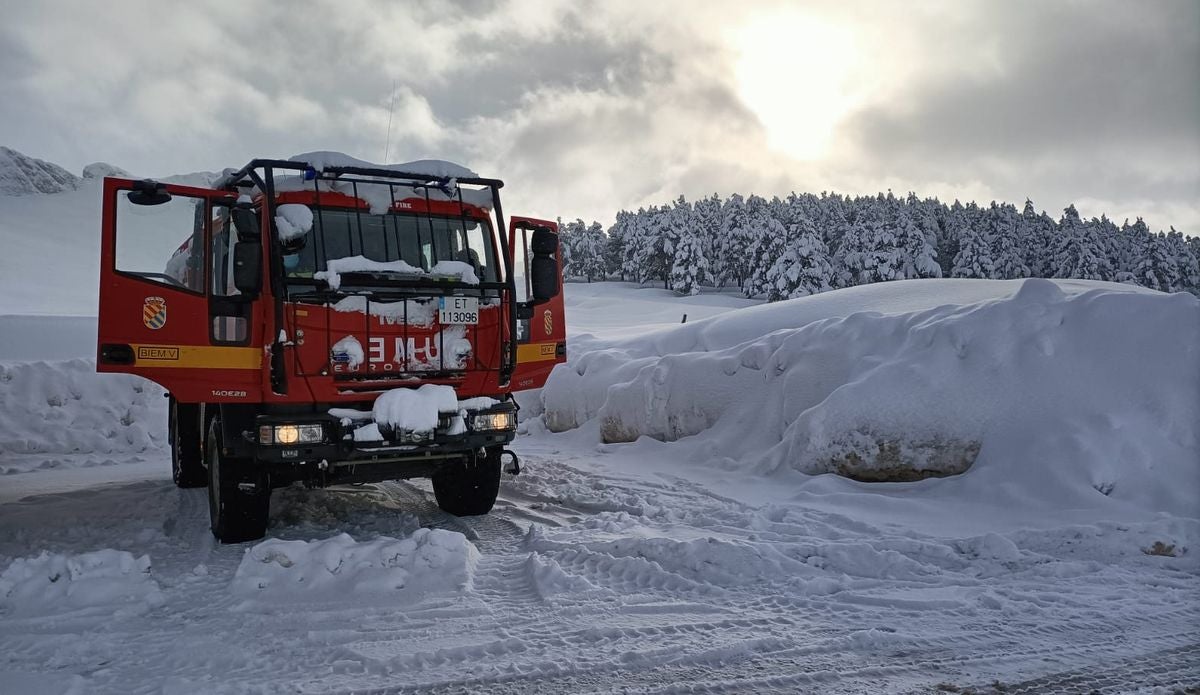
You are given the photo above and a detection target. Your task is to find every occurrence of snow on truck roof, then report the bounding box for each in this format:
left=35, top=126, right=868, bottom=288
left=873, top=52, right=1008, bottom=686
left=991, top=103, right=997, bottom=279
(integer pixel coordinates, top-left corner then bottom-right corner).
left=287, top=151, right=480, bottom=179
left=266, top=151, right=495, bottom=214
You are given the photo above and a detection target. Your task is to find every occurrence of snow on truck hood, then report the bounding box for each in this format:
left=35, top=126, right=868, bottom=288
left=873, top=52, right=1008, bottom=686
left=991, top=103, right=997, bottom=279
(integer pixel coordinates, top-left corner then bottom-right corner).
left=313, top=256, right=479, bottom=290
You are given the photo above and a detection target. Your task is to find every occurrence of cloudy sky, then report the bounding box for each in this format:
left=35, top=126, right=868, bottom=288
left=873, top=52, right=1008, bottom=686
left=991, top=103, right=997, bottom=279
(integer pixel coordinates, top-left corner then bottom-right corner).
left=2, top=0, right=1197, bottom=232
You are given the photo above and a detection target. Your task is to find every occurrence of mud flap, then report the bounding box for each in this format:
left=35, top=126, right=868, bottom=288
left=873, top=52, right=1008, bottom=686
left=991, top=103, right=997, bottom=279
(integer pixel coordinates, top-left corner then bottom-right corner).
left=501, top=449, right=521, bottom=475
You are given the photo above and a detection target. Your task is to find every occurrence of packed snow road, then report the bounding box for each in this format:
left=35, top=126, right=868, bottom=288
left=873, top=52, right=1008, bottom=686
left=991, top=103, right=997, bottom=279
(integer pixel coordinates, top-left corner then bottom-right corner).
left=1, top=281, right=1198, bottom=693
left=0, top=448, right=1196, bottom=693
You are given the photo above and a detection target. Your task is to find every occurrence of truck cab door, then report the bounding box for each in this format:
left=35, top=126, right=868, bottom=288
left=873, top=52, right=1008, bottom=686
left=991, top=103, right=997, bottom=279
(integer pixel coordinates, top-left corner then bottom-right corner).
left=97, top=178, right=263, bottom=403
left=508, top=216, right=566, bottom=391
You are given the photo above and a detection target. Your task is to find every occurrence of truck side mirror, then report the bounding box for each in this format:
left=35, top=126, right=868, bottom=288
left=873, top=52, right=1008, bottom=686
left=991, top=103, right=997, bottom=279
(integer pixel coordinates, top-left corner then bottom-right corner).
left=529, top=227, right=560, bottom=304
left=231, top=205, right=260, bottom=241
left=233, top=241, right=262, bottom=295
left=127, top=180, right=172, bottom=206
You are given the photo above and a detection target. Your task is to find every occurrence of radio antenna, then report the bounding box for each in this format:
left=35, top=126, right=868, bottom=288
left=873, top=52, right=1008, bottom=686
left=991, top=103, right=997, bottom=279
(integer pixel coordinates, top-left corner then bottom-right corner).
left=383, top=78, right=397, bottom=163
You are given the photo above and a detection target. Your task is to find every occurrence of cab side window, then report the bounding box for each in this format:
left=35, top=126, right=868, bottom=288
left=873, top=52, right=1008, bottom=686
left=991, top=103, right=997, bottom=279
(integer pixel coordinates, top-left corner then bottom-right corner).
left=114, top=192, right=206, bottom=293
left=209, top=206, right=248, bottom=344
left=512, top=227, right=532, bottom=303
left=209, top=209, right=240, bottom=297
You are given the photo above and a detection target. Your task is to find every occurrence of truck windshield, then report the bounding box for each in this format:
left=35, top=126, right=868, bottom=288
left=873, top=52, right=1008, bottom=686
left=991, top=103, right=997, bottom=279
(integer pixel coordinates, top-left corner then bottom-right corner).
left=283, top=208, right=498, bottom=285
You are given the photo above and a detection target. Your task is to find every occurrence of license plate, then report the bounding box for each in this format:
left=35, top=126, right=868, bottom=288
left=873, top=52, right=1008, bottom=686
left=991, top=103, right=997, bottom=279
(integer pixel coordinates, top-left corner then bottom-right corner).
left=439, top=296, right=479, bottom=324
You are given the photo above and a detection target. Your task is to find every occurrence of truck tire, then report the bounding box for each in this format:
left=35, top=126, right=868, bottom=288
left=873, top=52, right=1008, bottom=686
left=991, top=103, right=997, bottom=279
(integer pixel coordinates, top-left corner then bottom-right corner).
left=206, top=419, right=270, bottom=543
left=169, top=397, right=206, bottom=488
left=432, top=446, right=503, bottom=516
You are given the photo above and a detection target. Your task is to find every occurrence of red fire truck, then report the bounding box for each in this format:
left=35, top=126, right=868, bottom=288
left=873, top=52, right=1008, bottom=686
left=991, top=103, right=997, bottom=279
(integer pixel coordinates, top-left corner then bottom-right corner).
left=96, top=154, right=565, bottom=543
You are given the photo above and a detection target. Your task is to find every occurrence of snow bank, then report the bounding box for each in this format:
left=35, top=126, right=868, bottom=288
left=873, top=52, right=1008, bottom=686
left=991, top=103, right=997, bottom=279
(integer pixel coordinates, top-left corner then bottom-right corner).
left=231, top=530, right=478, bottom=602
left=314, top=256, right=478, bottom=290
left=0, top=359, right=166, bottom=461
left=0, top=549, right=163, bottom=616
left=543, top=279, right=1200, bottom=517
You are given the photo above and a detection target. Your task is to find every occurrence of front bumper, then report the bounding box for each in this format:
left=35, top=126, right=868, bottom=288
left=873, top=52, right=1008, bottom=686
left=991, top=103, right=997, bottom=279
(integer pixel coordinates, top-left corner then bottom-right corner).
left=251, top=401, right=517, bottom=466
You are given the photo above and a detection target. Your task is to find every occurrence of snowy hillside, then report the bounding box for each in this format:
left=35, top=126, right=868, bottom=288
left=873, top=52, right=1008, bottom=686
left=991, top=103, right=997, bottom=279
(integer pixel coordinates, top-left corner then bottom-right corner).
left=0, top=148, right=220, bottom=316
left=0, top=147, right=81, bottom=196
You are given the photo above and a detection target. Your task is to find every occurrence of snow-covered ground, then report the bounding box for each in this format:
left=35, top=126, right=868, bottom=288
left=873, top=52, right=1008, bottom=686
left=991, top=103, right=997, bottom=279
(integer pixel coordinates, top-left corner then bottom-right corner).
left=1, top=281, right=1198, bottom=694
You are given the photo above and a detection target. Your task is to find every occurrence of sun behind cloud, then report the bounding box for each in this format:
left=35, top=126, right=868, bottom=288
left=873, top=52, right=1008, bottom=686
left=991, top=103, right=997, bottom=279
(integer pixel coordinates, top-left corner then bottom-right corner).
left=732, top=9, right=862, bottom=162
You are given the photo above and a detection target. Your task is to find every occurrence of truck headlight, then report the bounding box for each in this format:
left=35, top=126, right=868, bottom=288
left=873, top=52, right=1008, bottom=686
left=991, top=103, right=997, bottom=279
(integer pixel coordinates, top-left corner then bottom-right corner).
left=259, top=423, right=324, bottom=445
left=471, top=412, right=514, bottom=431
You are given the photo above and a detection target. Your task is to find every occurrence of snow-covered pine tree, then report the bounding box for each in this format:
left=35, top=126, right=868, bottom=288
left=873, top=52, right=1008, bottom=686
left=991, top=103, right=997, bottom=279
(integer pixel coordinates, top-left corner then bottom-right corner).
left=692, top=194, right=723, bottom=286
left=892, top=202, right=942, bottom=279
left=906, top=192, right=943, bottom=271
left=575, top=221, right=607, bottom=282
left=1167, top=228, right=1200, bottom=293
left=743, top=214, right=789, bottom=297
left=951, top=222, right=996, bottom=278
left=741, top=195, right=790, bottom=297
left=989, top=203, right=1030, bottom=279
left=556, top=216, right=576, bottom=278
left=1019, top=200, right=1042, bottom=276
left=838, top=203, right=895, bottom=285
left=605, top=211, right=631, bottom=280
left=621, top=207, right=653, bottom=283
left=1050, top=205, right=1110, bottom=281
left=765, top=215, right=834, bottom=300
left=670, top=231, right=707, bottom=296
left=641, top=204, right=675, bottom=288
left=1135, top=232, right=1181, bottom=292
left=940, top=201, right=968, bottom=276
left=1187, top=234, right=1200, bottom=295
left=668, top=197, right=707, bottom=294
left=1111, top=218, right=1145, bottom=284
left=1095, top=214, right=1122, bottom=280
left=719, top=194, right=753, bottom=288
left=816, top=196, right=852, bottom=287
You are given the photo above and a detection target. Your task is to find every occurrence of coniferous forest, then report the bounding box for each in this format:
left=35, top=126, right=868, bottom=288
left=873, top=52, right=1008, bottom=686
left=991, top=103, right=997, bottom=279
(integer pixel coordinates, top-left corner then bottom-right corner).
left=556, top=192, right=1199, bottom=299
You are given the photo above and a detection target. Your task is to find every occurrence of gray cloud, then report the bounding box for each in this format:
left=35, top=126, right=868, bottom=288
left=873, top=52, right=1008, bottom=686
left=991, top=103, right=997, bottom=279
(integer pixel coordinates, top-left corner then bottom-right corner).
left=836, top=0, right=1199, bottom=224
left=0, top=0, right=1195, bottom=232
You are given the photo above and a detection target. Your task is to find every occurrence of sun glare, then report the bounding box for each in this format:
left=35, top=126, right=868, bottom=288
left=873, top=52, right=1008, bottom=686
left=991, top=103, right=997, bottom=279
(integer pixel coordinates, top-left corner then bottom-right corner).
left=734, top=11, right=860, bottom=161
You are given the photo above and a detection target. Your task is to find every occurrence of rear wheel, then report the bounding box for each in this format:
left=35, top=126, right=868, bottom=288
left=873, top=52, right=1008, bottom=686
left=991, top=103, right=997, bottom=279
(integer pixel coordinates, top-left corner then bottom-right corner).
left=169, top=397, right=206, bottom=488
left=432, top=446, right=503, bottom=516
left=206, top=418, right=270, bottom=543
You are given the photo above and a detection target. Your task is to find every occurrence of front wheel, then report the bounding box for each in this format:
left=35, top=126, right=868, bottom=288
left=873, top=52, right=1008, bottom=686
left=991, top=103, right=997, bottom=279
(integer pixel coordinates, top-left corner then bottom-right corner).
left=206, top=419, right=270, bottom=543
left=432, top=447, right=503, bottom=516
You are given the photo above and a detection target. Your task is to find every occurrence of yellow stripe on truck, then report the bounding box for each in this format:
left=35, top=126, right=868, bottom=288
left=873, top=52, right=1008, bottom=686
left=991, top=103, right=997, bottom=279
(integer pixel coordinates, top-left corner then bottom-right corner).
left=516, top=342, right=559, bottom=364
left=130, top=344, right=262, bottom=370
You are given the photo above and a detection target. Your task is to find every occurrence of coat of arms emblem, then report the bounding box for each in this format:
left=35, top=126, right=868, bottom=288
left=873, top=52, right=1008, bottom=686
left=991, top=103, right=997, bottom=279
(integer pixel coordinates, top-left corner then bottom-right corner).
left=143, top=296, right=167, bottom=330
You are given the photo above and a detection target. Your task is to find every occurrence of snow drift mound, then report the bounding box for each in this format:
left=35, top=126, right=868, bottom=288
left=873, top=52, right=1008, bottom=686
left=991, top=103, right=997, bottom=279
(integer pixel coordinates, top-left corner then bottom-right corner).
left=232, top=530, right=479, bottom=603
left=0, top=359, right=166, bottom=458
left=0, top=549, right=163, bottom=616
left=543, top=279, right=1199, bottom=516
